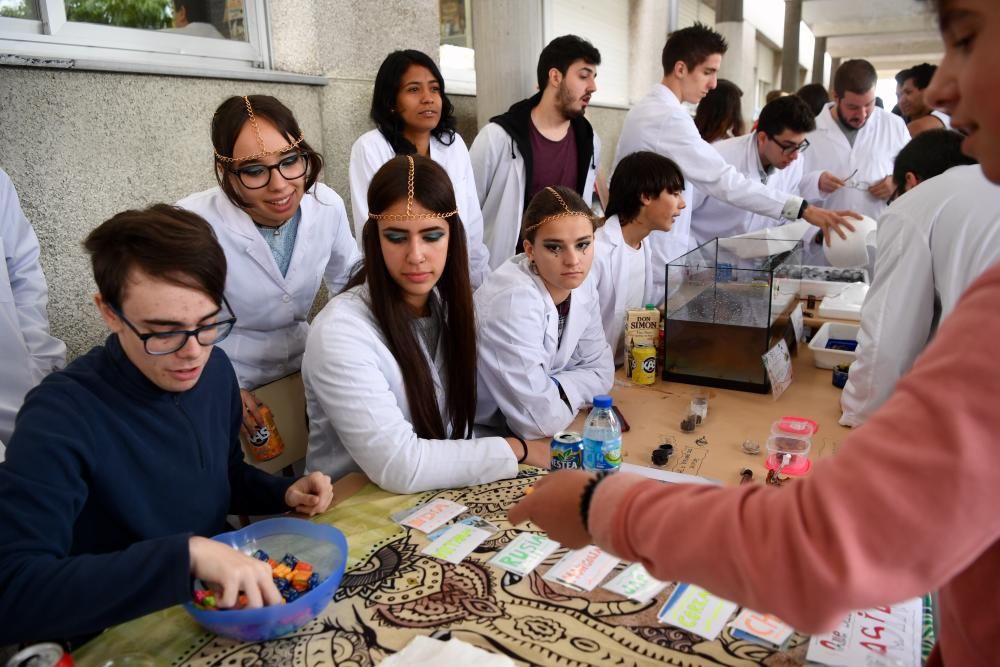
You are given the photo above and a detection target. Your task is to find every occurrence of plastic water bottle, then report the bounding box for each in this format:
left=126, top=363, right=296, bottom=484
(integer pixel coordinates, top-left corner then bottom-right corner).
left=582, top=395, right=622, bottom=472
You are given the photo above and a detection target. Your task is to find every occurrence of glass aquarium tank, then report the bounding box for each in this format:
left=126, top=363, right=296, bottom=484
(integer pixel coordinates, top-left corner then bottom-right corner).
left=663, top=237, right=802, bottom=393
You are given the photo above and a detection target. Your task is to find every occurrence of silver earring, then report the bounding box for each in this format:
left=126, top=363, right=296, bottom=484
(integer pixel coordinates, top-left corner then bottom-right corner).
left=529, top=260, right=539, bottom=275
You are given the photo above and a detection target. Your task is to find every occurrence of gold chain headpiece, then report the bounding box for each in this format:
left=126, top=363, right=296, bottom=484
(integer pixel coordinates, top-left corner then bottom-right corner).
left=214, top=96, right=306, bottom=163
left=522, top=186, right=595, bottom=235
left=368, top=155, right=459, bottom=221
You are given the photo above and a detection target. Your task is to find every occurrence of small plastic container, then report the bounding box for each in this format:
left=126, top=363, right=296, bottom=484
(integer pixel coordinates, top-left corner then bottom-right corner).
left=765, top=416, right=818, bottom=476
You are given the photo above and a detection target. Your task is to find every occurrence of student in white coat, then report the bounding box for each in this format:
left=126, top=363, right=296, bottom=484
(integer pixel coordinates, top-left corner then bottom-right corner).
left=898, top=64, right=952, bottom=137
left=178, top=95, right=360, bottom=436
left=591, top=152, right=685, bottom=363
left=690, top=95, right=824, bottom=246
left=469, top=35, right=602, bottom=269
left=0, top=168, right=65, bottom=458
left=840, top=135, right=988, bottom=427
left=614, top=23, right=856, bottom=297
left=802, top=59, right=911, bottom=221
left=304, top=156, right=550, bottom=494
left=349, top=50, right=490, bottom=287
left=476, top=186, right=614, bottom=441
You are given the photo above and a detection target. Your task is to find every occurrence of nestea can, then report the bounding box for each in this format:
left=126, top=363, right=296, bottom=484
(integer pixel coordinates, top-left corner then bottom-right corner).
left=550, top=431, right=584, bottom=470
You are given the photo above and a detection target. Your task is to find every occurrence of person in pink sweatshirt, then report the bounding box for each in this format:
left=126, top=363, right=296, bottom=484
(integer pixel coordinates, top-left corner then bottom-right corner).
left=510, top=3, right=1000, bottom=664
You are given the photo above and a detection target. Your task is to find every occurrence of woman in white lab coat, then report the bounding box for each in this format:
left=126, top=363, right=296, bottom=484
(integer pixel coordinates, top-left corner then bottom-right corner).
left=349, top=49, right=490, bottom=287
left=303, top=156, right=549, bottom=494
left=590, top=152, right=686, bottom=364
left=178, top=95, right=360, bottom=434
left=476, top=186, right=614, bottom=441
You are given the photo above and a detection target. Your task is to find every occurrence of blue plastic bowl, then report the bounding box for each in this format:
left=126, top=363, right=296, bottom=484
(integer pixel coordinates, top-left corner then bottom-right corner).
left=183, top=517, right=348, bottom=641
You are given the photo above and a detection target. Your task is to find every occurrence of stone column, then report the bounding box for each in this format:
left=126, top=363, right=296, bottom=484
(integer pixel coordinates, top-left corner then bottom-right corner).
left=471, top=0, right=545, bottom=129
left=829, top=57, right=842, bottom=92
left=811, top=36, right=827, bottom=85
left=715, top=0, right=756, bottom=122
left=629, top=0, right=670, bottom=104
left=780, top=0, right=802, bottom=92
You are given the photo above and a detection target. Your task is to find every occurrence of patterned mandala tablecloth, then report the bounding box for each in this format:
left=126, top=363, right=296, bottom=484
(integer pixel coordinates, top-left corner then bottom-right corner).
left=74, top=469, right=933, bottom=667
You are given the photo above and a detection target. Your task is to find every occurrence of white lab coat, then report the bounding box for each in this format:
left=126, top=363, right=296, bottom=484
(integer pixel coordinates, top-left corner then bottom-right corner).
left=469, top=123, right=600, bottom=269
left=475, top=255, right=614, bottom=439
left=803, top=103, right=910, bottom=220
left=177, top=185, right=360, bottom=390
left=590, top=215, right=658, bottom=361
left=613, top=84, right=803, bottom=297
left=840, top=165, right=1000, bottom=427
left=348, top=129, right=491, bottom=287
left=0, top=169, right=65, bottom=455
left=302, top=284, right=517, bottom=494
left=690, top=134, right=824, bottom=246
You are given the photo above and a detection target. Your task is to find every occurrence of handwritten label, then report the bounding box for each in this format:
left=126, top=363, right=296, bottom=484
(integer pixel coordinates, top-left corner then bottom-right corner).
left=729, top=609, right=794, bottom=646
left=427, top=515, right=498, bottom=541
left=489, top=532, right=560, bottom=576
left=603, top=563, right=668, bottom=602
left=420, top=524, right=492, bottom=564
left=806, top=598, right=922, bottom=667
left=543, top=545, right=620, bottom=591
left=791, top=302, right=804, bottom=342
left=762, top=339, right=793, bottom=399
left=657, top=583, right=738, bottom=640
left=398, top=499, right=467, bottom=533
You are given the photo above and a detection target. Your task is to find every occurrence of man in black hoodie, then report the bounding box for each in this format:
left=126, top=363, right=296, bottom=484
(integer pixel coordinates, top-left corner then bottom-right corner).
left=470, top=35, right=603, bottom=268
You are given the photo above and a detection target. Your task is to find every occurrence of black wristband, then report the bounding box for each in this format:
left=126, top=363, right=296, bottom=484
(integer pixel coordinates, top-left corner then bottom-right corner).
left=797, top=199, right=809, bottom=219
left=514, top=436, right=528, bottom=463
left=580, top=472, right=609, bottom=531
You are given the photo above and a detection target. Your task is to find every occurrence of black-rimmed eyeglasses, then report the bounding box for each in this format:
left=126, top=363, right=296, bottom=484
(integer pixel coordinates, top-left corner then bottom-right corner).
left=112, top=298, right=237, bottom=356
left=229, top=153, right=308, bottom=190
left=768, top=136, right=810, bottom=155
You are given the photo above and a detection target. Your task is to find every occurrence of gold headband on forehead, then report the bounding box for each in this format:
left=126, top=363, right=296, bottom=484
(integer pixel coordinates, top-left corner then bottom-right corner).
left=368, top=155, right=459, bottom=221
left=214, top=96, right=306, bottom=163
left=522, top=186, right=595, bottom=235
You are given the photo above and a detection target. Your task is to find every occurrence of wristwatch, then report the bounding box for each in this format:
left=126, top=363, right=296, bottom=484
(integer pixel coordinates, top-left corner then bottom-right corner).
left=797, top=200, right=810, bottom=219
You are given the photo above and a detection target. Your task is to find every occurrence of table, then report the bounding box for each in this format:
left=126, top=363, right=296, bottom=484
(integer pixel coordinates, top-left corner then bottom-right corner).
left=74, top=349, right=891, bottom=667
left=586, top=344, right=847, bottom=487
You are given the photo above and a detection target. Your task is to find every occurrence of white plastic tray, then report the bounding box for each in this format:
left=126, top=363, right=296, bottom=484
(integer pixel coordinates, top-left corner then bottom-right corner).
left=808, top=322, right=860, bottom=369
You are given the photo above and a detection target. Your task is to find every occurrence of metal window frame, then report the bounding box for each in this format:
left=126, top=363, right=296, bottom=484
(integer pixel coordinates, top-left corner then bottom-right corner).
left=0, top=0, right=275, bottom=75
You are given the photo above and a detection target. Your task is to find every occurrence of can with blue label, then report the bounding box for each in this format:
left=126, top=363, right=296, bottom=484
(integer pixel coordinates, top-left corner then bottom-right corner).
left=550, top=431, right=584, bottom=470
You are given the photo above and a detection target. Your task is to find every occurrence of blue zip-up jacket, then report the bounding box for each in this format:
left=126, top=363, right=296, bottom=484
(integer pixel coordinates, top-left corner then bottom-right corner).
left=0, top=334, right=294, bottom=644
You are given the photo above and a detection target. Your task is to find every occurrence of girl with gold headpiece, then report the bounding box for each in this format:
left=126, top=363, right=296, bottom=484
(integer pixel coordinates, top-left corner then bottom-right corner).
left=177, top=95, right=360, bottom=441
left=303, top=155, right=550, bottom=494
left=349, top=50, right=491, bottom=288
left=475, top=186, right=614, bottom=440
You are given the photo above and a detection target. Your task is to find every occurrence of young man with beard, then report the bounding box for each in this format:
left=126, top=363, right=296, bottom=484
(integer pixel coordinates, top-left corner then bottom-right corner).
left=470, top=35, right=602, bottom=268
left=803, top=59, right=911, bottom=220
left=614, top=23, right=857, bottom=298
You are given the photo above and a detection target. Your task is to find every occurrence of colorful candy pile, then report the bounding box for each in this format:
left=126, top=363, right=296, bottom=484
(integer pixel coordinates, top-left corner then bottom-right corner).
left=192, top=549, right=321, bottom=610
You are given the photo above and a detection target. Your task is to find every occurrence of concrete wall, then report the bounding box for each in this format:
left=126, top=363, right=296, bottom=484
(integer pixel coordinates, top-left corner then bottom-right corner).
left=0, top=0, right=440, bottom=361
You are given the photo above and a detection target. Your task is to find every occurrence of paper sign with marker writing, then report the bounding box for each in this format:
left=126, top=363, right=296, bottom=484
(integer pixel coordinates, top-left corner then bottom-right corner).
left=762, top=339, right=793, bottom=399
left=657, top=583, right=738, bottom=641
left=427, top=515, right=498, bottom=541
left=791, top=302, right=804, bottom=342
left=420, top=524, right=492, bottom=564
left=603, top=563, right=669, bottom=602
left=398, top=499, right=467, bottom=533
left=489, top=532, right=560, bottom=576
left=806, top=598, right=922, bottom=667
left=729, top=609, right=794, bottom=646
left=543, top=545, right=620, bottom=591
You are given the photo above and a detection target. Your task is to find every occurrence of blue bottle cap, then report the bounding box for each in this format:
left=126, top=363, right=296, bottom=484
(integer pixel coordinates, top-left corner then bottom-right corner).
left=593, top=395, right=612, bottom=408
